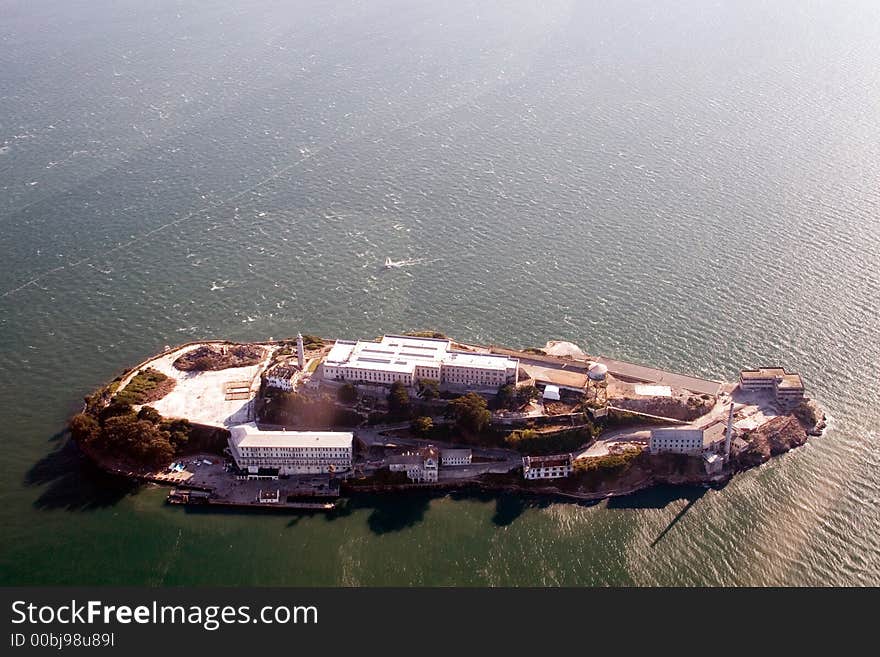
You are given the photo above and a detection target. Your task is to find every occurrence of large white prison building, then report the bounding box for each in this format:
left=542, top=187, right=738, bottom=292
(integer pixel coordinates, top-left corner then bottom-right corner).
left=322, top=335, right=519, bottom=388
left=228, top=423, right=353, bottom=476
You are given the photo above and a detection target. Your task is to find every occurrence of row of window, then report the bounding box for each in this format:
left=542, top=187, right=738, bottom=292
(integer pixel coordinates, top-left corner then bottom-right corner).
left=241, top=449, right=350, bottom=455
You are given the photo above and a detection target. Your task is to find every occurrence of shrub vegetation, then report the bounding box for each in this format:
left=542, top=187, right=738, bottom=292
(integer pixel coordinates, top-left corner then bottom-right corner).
left=69, top=404, right=193, bottom=468
left=504, top=425, right=597, bottom=455
left=446, top=393, right=491, bottom=435
left=114, top=368, right=175, bottom=406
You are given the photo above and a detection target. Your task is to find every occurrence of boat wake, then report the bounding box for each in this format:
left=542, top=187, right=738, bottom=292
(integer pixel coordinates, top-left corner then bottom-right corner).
left=383, top=256, right=428, bottom=270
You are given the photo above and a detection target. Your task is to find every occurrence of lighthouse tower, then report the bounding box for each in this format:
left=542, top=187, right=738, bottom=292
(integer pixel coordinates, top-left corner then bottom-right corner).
left=296, top=332, right=305, bottom=370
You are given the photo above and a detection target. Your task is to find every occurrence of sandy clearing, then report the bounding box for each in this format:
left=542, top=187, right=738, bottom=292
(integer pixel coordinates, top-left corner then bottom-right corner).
left=132, top=343, right=276, bottom=426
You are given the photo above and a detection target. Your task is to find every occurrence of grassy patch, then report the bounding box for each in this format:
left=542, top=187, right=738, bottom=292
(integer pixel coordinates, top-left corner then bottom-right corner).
left=174, top=344, right=264, bottom=371
left=300, top=334, right=325, bottom=350
left=573, top=451, right=638, bottom=472
left=115, top=368, right=175, bottom=406
left=504, top=425, right=597, bottom=455
left=402, top=330, right=447, bottom=339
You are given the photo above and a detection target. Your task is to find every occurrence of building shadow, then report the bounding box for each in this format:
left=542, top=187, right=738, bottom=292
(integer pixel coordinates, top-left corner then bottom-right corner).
left=649, top=495, right=703, bottom=547
left=491, top=494, right=552, bottom=527
left=176, top=504, right=319, bottom=525
left=24, top=433, right=141, bottom=511
left=605, top=484, right=707, bottom=510
left=331, top=492, right=433, bottom=535
left=365, top=493, right=432, bottom=535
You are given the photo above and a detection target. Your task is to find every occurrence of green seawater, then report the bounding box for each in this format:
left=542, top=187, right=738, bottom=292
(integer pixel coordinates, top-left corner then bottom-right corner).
left=1, top=0, right=878, bottom=585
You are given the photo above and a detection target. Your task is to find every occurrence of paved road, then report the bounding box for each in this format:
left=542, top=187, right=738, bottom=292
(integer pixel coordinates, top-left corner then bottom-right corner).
left=594, top=356, right=722, bottom=396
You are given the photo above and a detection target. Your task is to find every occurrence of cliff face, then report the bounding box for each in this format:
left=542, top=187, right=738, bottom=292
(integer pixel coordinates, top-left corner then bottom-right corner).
left=733, top=415, right=809, bottom=469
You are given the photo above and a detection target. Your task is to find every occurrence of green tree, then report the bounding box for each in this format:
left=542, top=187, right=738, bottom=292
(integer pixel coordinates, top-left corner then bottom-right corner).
left=387, top=381, right=411, bottom=418
left=412, top=416, right=434, bottom=435
left=69, top=413, right=101, bottom=447
left=161, top=418, right=192, bottom=449
left=447, top=393, right=491, bottom=435
left=417, top=379, right=439, bottom=401
left=100, top=415, right=175, bottom=466
left=496, top=384, right=516, bottom=409
left=99, top=400, right=135, bottom=424
left=516, top=385, right=539, bottom=406
left=137, top=405, right=162, bottom=424
left=337, top=383, right=358, bottom=405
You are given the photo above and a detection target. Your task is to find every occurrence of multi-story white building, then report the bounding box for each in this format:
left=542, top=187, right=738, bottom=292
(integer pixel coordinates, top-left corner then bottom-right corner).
left=322, top=335, right=518, bottom=389
left=228, top=423, right=353, bottom=477
left=522, top=453, right=573, bottom=480
left=388, top=446, right=439, bottom=482
left=649, top=422, right=729, bottom=456
left=649, top=428, right=705, bottom=455
left=740, top=368, right=806, bottom=408
left=440, top=448, right=472, bottom=466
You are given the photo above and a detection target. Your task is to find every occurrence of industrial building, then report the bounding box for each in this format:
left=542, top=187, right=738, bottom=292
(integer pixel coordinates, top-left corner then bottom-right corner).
left=649, top=428, right=705, bottom=455
left=740, top=368, right=806, bottom=408
left=227, top=423, right=353, bottom=477
left=649, top=422, right=728, bottom=456
left=322, top=335, right=518, bottom=389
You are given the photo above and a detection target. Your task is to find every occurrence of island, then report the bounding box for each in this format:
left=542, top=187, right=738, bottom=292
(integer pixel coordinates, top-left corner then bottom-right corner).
left=68, top=332, right=826, bottom=510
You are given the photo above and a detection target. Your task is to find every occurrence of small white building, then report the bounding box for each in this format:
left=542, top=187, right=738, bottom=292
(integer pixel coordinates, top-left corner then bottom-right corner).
left=440, top=448, right=472, bottom=466
left=258, top=489, right=281, bottom=504
left=522, top=453, right=573, bottom=480
left=542, top=384, right=561, bottom=401
left=704, top=453, right=724, bottom=475
left=388, top=446, right=439, bottom=482
left=228, top=423, right=353, bottom=477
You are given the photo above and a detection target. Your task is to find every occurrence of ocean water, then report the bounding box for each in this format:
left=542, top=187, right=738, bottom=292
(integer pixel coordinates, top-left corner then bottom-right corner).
left=1, top=0, right=878, bottom=585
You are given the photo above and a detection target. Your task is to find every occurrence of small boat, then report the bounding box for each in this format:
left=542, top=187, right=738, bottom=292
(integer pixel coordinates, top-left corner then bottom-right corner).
left=384, top=257, right=402, bottom=269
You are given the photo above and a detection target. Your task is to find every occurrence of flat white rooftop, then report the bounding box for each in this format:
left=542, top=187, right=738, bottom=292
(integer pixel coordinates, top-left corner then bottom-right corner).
left=635, top=384, right=672, bottom=397
left=229, top=423, right=353, bottom=449
left=325, top=340, right=357, bottom=365
left=444, top=351, right=517, bottom=370
left=543, top=384, right=561, bottom=401
left=324, top=335, right=517, bottom=376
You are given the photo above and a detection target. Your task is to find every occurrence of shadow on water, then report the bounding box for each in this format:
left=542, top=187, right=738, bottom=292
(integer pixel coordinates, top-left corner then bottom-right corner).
left=606, top=484, right=707, bottom=510
left=24, top=433, right=141, bottom=511
left=492, top=494, right=538, bottom=526
left=345, top=492, right=433, bottom=535
left=177, top=504, right=318, bottom=528
left=604, top=485, right=709, bottom=547
left=174, top=491, right=433, bottom=535
left=448, top=488, right=557, bottom=527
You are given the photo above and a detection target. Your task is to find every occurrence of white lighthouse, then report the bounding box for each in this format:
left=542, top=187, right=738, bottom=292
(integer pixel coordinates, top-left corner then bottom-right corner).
left=296, top=332, right=305, bottom=369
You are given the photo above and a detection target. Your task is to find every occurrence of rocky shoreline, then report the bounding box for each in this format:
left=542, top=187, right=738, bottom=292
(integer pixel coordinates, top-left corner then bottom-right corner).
left=70, top=337, right=826, bottom=509
left=75, top=405, right=823, bottom=508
